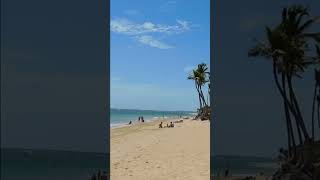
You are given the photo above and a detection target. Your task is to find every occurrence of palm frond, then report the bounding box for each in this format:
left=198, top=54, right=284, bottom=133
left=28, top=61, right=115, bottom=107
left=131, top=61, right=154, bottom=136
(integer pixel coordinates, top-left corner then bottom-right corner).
left=298, top=19, right=315, bottom=33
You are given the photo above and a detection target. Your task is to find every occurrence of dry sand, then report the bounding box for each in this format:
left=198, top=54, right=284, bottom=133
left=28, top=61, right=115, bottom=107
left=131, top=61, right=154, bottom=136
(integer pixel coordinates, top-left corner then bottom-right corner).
left=110, top=118, right=210, bottom=180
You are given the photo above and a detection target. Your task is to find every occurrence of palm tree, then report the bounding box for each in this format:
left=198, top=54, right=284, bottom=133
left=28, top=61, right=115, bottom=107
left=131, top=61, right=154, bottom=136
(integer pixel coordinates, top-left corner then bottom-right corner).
left=248, top=5, right=319, bottom=156
left=196, top=63, right=210, bottom=107
left=188, top=69, right=203, bottom=110
left=207, top=72, right=211, bottom=107
left=188, top=63, right=210, bottom=111
left=312, top=45, right=320, bottom=140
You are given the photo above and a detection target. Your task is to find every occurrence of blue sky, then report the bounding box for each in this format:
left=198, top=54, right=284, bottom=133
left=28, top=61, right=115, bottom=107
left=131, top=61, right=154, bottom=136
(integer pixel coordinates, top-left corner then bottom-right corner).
left=110, top=0, right=210, bottom=111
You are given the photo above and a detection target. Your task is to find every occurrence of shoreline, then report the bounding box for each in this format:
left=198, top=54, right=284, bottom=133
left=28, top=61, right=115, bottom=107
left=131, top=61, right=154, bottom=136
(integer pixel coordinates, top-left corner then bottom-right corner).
left=110, top=116, right=194, bottom=129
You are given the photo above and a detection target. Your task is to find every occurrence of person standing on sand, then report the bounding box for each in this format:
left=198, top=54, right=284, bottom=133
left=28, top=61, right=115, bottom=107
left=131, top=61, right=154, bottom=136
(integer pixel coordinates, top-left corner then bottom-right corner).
left=224, top=169, right=229, bottom=178
left=97, top=170, right=101, bottom=180
left=224, top=161, right=230, bottom=178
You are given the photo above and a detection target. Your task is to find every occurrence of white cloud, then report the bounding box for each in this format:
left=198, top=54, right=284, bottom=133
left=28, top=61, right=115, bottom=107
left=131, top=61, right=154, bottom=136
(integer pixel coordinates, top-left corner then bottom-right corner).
left=136, top=35, right=174, bottom=49
left=110, top=18, right=191, bottom=35
left=142, top=22, right=155, bottom=30
left=111, top=18, right=192, bottom=49
left=177, top=19, right=190, bottom=30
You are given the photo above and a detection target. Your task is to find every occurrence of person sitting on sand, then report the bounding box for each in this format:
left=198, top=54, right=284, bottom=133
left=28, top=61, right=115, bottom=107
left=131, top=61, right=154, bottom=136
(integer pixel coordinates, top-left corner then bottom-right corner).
left=159, top=122, right=163, bottom=128
left=170, top=122, right=174, bottom=128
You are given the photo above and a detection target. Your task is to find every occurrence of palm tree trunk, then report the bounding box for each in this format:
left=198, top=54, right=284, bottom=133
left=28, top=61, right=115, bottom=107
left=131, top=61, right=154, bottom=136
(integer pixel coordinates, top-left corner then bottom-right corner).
left=271, top=60, right=310, bottom=143
left=195, top=82, right=202, bottom=109
left=317, top=99, right=320, bottom=134
left=199, top=86, right=207, bottom=107
left=312, top=82, right=317, bottom=141
left=317, top=100, right=320, bottom=140
left=271, top=61, right=305, bottom=147
left=289, top=86, right=303, bottom=145
left=287, top=74, right=310, bottom=141
left=288, top=114, right=297, bottom=156
left=282, top=73, right=293, bottom=155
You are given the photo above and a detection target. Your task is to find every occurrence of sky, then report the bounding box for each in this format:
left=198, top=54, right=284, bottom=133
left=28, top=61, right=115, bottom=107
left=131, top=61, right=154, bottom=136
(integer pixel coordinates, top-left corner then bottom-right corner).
left=212, top=0, right=320, bottom=157
left=110, top=0, right=210, bottom=111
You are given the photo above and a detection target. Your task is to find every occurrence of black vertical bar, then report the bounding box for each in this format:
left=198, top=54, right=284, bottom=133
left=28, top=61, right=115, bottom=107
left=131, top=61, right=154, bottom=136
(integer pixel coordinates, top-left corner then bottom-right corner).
left=105, top=0, right=110, bottom=179
left=210, top=0, right=213, bottom=179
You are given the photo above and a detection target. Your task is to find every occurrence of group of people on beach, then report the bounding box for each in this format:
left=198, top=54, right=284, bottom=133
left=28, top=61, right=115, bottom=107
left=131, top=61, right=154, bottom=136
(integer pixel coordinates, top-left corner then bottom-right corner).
left=90, top=170, right=107, bottom=180
left=138, top=116, right=145, bottom=122
left=159, top=121, right=174, bottom=128
left=128, top=116, right=145, bottom=125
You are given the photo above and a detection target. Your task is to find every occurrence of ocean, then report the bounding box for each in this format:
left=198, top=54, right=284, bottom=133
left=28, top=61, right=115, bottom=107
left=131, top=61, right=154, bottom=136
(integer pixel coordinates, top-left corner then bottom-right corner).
left=110, top=108, right=196, bottom=127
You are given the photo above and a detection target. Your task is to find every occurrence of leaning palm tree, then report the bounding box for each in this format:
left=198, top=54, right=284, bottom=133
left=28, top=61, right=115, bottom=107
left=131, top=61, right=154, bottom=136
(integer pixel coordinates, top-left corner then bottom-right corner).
left=188, top=63, right=210, bottom=113
left=249, top=5, right=319, bottom=158
left=196, top=63, right=210, bottom=107
left=188, top=69, right=203, bottom=110
left=312, top=45, right=320, bottom=140
left=312, top=69, right=320, bottom=140
left=207, top=72, right=211, bottom=107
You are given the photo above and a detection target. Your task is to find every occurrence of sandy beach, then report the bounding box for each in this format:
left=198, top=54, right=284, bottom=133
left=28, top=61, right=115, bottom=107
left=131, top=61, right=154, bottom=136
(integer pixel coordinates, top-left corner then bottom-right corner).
left=110, top=118, right=210, bottom=180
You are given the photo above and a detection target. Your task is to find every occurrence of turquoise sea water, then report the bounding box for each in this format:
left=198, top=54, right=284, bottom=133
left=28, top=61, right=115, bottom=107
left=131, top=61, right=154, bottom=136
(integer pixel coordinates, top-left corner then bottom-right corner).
left=110, top=108, right=196, bottom=127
